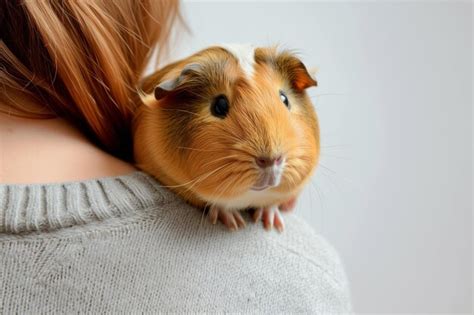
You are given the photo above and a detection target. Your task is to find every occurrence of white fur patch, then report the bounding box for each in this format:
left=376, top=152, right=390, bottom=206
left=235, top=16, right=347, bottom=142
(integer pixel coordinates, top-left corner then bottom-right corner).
left=222, top=189, right=279, bottom=210
left=219, top=43, right=255, bottom=80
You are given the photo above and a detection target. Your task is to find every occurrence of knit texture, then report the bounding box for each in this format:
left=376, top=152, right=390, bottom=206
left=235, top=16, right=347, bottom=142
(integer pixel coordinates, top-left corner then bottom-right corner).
left=0, top=172, right=351, bottom=313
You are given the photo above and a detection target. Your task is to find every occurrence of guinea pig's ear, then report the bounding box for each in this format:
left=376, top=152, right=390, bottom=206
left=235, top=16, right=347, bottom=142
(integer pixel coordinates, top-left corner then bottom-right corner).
left=278, top=55, right=317, bottom=92
left=154, top=63, right=201, bottom=100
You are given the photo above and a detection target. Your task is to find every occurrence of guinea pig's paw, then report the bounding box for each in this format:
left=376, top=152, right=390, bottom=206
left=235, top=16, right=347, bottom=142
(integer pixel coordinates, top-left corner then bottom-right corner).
left=208, top=206, right=246, bottom=231
left=253, top=206, right=285, bottom=232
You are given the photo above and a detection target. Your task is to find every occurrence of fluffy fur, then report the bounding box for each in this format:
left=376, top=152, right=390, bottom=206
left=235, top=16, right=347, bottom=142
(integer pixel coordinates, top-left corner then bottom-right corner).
left=134, top=45, right=319, bottom=213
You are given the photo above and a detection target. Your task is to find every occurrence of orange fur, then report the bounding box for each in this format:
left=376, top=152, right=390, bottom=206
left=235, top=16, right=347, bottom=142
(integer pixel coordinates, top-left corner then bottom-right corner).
left=134, top=45, right=319, bottom=211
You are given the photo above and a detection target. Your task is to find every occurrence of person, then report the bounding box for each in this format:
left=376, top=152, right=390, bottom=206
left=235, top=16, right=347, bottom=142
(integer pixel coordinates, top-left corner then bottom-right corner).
left=0, top=0, right=351, bottom=312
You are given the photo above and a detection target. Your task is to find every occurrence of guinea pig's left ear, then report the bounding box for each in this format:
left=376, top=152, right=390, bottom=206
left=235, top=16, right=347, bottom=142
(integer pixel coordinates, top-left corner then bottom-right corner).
left=154, top=63, right=201, bottom=100
left=278, top=55, right=317, bottom=92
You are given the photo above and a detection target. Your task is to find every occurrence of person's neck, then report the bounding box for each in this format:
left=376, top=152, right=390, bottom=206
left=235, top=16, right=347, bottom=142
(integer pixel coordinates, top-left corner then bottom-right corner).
left=0, top=114, right=136, bottom=184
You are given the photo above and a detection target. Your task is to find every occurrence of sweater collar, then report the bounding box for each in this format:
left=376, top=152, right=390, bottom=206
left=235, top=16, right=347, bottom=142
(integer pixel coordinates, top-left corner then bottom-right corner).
left=0, top=172, right=168, bottom=234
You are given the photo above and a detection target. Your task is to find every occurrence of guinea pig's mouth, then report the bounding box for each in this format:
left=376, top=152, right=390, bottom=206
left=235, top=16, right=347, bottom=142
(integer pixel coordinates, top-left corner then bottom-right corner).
left=250, top=166, right=284, bottom=191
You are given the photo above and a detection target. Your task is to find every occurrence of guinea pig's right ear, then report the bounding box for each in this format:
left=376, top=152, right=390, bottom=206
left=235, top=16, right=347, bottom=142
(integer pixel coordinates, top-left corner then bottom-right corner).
left=273, top=52, right=317, bottom=92
left=285, top=58, right=317, bottom=92
left=154, top=63, right=201, bottom=100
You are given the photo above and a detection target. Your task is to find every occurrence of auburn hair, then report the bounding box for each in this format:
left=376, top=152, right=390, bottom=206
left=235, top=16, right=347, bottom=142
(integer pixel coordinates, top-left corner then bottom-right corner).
left=0, top=0, right=181, bottom=161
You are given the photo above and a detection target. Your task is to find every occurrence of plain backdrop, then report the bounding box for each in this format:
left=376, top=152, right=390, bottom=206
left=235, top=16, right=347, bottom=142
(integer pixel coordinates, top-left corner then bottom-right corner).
left=154, top=1, right=472, bottom=313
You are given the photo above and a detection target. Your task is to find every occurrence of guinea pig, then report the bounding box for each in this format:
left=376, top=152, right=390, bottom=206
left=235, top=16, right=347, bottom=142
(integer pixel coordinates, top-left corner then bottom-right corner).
left=133, top=44, right=319, bottom=232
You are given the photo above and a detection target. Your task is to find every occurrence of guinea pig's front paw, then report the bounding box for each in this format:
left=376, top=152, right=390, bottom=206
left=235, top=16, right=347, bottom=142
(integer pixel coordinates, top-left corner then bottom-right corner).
left=208, top=206, right=246, bottom=231
left=252, top=206, right=285, bottom=232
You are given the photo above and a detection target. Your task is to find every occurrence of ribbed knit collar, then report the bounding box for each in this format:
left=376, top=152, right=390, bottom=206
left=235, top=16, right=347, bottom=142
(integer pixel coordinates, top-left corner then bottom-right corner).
left=0, top=172, right=169, bottom=234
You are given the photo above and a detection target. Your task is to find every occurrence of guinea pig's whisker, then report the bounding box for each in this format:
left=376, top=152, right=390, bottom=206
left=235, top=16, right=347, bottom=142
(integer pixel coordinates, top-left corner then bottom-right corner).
left=159, top=175, right=206, bottom=189
left=284, top=164, right=308, bottom=185
left=216, top=181, right=233, bottom=205
left=222, top=133, right=243, bottom=141
left=308, top=180, right=326, bottom=219
left=219, top=128, right=253, bottom=145
left=210, top=176, right=240, bottom=212
left=182, top=162, right=235, bottom=194
left=202, top=169, right=254, bottom=220
left=318, top=163, right=337, bottom=175
left=200, top=155, right=240, bottom=168
left=226, top=160, right=253, bottom=168
left=199, top=208, right=208, bottom=229
left=199, top=175, right=238, bottom=229
left=318, top=163, right=358, bottom=191
left=200, top=196, right=221, bottom=229
left=214, top=177, right=236, bottom=203
left=226, top=147, right=257, bottom=159
left=178, top=146, right=222, bottom=153
left=283, top=168, right=300, bottom=186
left=317, top=170, right=342, bottom=197
left=160, top=108, right=200, bottom=117
left=159, top=163, right=231, bottom=190
left=233, top=171, right=255, bottom=188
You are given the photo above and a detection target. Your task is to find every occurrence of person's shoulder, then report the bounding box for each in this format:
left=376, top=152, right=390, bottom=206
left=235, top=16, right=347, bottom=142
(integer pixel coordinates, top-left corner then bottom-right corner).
left=265, top=215, right=352, bottom=312
left=156, top=197, right=352, bottom=313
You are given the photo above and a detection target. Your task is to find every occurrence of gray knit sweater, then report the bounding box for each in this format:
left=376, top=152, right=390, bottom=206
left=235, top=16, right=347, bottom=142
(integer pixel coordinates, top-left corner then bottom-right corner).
left=0, top=171, right=351, bottom=313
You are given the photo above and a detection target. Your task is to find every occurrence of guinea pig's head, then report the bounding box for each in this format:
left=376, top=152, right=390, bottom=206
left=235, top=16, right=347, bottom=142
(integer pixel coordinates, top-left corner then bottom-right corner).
left=142, top=44, right=319, bottom=208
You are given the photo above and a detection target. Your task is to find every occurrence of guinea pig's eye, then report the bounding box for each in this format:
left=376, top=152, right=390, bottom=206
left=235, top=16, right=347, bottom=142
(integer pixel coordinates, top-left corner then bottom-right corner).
left=211, top=95, right=229, bottom=118
left=279, top=90, right=290, bottom=109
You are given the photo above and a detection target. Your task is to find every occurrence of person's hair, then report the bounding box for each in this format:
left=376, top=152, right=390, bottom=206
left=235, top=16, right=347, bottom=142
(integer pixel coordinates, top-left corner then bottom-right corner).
left=0, top=0, right=181, bottom=160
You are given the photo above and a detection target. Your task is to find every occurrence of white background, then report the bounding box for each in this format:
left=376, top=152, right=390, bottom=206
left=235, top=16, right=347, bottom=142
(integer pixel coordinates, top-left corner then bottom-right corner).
left=163, top=1, right=472, bottom=313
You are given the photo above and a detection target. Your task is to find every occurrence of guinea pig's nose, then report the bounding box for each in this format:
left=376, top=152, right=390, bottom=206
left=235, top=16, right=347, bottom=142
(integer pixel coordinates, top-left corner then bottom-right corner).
left=255, top=155, right=283, bottom=168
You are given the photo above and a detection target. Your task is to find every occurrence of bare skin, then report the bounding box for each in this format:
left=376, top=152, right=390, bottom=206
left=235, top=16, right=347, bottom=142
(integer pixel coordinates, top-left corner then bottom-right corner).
left=0, top=113, right=136, bottom=184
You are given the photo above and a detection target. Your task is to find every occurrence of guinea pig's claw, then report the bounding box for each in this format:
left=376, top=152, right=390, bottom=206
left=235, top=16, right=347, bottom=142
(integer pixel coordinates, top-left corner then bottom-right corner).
left=273, top=209, right=285, bottom=232
left=260, top=206, right=285, bottom=232
left=220, top=211, right=246, bottom=231
left=209, top=206, right=246, bottom=231
left=252, top=207, right=263, bottom=222
left=209, top=206, right=219, bottom=225
left=209, top=205, right=285, bottom=232
left=233, top=212, right=246, bottom=229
